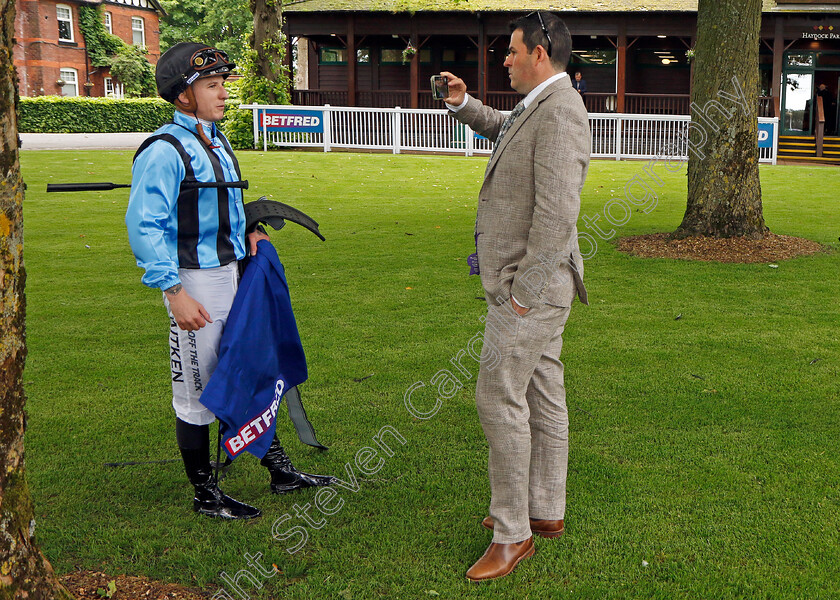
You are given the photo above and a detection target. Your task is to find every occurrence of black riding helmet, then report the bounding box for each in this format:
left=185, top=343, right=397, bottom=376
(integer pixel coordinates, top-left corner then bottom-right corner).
left=156, top=42, right=236, bottom=103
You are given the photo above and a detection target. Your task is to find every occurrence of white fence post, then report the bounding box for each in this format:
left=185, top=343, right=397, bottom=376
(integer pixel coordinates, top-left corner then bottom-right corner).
left=615, top=115, right=622, bottom=161
left=252, top=107, right=259, bottom=150
left=323, top=104, right=332, bottom=152
left=262, top=108, right=268, bottom=152
left=466, top=125, right=474, bottom=157
left=393, top=107, right=401, bottom=154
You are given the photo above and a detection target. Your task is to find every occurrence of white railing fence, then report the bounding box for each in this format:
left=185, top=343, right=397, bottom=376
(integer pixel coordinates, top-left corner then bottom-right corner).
left=241, top=104, right=778, bottom=165
left=105, top=82, right=125, bottom=99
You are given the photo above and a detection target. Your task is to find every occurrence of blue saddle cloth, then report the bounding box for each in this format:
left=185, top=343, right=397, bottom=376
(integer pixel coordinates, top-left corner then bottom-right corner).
left=200, top=240, right=308, bottom=459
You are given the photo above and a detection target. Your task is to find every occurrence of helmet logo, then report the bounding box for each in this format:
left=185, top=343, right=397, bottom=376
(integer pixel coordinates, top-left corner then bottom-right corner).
left=186, top=72, right=200, bottom=85
left=194, top=56, right=205, bottom=66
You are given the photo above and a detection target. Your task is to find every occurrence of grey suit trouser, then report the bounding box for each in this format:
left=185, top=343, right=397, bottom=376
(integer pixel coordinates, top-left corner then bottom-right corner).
left=478, top=300, right=571, bottom=544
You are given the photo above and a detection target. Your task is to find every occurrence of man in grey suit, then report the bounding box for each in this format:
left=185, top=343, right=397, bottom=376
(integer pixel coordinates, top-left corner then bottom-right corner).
left=441, top=11, right=590, bottom=581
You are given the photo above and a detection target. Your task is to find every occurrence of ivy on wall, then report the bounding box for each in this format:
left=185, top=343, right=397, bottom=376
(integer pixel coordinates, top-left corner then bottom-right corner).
left=77, top=5, right=156, bottom=97
left=78, top=5, right=123, bottom=67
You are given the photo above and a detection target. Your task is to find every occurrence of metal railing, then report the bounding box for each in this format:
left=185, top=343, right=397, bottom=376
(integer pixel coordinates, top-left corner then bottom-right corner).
left=486, top=91, right=520, bottom=111
left=758, top=96, right=775, bottom=118
left=242, top=104, right=778, bottom=165
left=583, top=93, right=618, bottom=114
left=625, top=93, right=691, bottom=115
left=296, top=89, right=469, bottom=110
left=291, top=89, right=349, bottom=106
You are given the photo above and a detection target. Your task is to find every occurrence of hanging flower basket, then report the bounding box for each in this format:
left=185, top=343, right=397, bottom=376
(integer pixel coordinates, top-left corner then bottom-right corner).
left=401, top=43, right=417, bottom=64
left=55, top=79, right=66, bottom=87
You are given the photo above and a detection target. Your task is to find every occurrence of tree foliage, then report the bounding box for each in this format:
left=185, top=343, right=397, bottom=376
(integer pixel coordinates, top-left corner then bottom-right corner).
left=249, top=0, right=287, bottom=105
left=159, top=0, right=253, bottom=64
left=109, top=45, right=157, bottom=98
left=220, top=0, right=291, bottom=148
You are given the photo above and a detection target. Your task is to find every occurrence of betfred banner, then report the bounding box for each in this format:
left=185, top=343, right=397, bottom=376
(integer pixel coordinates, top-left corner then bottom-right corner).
left=260, top=110, right=323, bottom=133
left=758, top=122, right=774, bottom=149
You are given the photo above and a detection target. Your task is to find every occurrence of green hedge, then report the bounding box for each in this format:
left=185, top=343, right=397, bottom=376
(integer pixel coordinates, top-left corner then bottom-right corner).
left=221, top=100, right=255, bottom=150
left=18, top=96, right=257, bottom=148
left=18, top=96, right=175, bottom=133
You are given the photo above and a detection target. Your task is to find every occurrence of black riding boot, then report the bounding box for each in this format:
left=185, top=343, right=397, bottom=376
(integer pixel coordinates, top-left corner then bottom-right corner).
left=176, top=419, right=261, bottom=520
left=260, top=436, right=336, bottom=494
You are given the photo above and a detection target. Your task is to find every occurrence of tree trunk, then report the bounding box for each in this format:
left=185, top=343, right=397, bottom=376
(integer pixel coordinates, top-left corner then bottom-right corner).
left=0, top=0, right=73, bottom=597
left=249, top=0, right=284, bottom=104
left=677, top=0, right=768, bottom=239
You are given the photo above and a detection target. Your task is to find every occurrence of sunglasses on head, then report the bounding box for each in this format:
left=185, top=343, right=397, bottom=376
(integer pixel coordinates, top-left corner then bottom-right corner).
left=190, top=48, right=231, bottom=72
left=526, top=11, right=552, bottom=58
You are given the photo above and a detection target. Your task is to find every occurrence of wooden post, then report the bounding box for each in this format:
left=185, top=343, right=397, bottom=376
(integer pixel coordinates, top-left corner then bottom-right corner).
left=478, top=17, right=487, bottom=104
left=410, top=20, right=419, bottom=109
left=689, top=35, right=696, bottom=101
left=772, top=17, right=784, bottom=117
left=617, top=23, right=627, bottom=113
left=816, top=95, right=825, bottom=157
left=371, top=41, right=380, bottom=98
left=347, top=15, right=356, bottom=107
left=308, top=39, right=318, bottom=100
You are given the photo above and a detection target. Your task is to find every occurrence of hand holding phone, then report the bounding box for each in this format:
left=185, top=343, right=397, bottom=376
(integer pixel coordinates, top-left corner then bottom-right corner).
left=437, top=72, right=466, bottom=106
left=431, top=75, right=449, bottom=100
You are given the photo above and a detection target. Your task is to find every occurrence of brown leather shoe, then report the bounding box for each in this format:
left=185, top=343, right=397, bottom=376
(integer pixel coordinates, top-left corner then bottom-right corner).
left=529, top=518, right=565, bottom=538
left=465, top=537, right=535, bottom=582
left=481, top=516, right=565, bottom=538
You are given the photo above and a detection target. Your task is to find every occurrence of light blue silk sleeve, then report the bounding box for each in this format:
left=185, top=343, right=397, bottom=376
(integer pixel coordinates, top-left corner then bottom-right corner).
left=125, top=140, right=185, bottom=290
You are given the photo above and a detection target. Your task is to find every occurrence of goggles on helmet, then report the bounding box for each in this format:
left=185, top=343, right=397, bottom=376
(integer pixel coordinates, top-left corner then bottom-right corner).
left=190, top=48, right=231, bottom=72
left=183, top=48, right=234, bottom=86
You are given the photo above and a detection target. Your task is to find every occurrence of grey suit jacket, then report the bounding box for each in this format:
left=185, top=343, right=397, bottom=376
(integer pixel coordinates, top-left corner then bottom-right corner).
left=453, top=76, right=590, bottom=308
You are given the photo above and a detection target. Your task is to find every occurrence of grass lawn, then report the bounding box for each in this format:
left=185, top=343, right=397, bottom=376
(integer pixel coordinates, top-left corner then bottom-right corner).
left=19, top=149, right=840, bottom=599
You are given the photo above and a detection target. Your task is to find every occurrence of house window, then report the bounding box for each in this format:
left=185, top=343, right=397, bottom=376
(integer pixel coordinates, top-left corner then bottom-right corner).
left=104, top=12, right=112, bottom=34
left=56, top=5, right=73, bottom=42
left=105, top=77, right=114, bottom=96
left=60, top=68, right=78, bottom=97
left=440, top=48, right=476, bottom=66
left=132, top=17, right=145, bottom=48
left=786, top=52, right=814, bottom=68
left=319, top=47, right=347, bottom=64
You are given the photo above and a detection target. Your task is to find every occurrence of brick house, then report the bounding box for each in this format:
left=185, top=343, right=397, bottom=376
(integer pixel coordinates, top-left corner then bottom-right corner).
left=13, top=0, right=164, bottom=98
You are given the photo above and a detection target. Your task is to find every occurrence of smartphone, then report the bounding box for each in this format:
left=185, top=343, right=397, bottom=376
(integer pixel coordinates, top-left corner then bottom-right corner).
left=430, top=75, right=449, bottom=100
